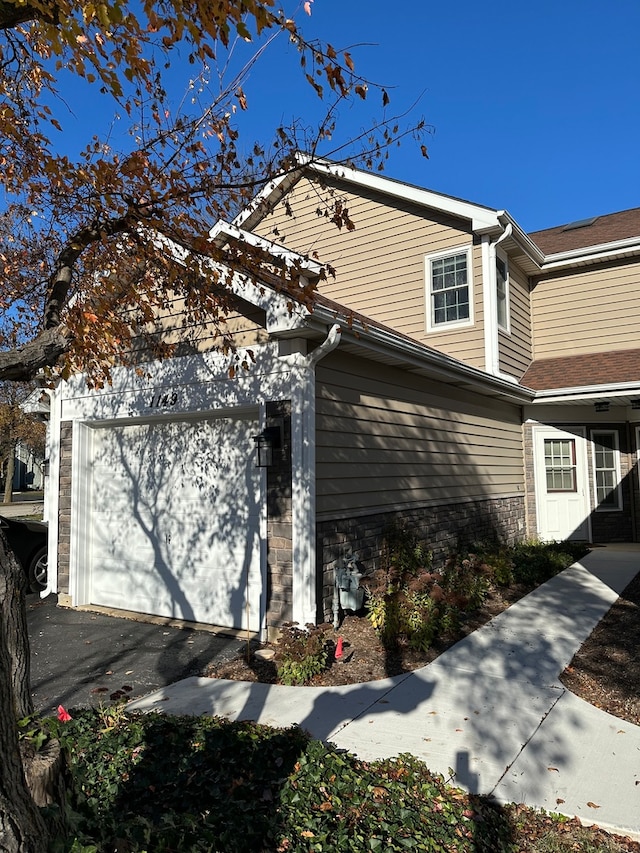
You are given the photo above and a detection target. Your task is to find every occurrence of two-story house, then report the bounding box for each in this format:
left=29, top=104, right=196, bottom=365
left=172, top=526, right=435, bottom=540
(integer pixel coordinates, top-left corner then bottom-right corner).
left=37, top=156, right=640, bottom=639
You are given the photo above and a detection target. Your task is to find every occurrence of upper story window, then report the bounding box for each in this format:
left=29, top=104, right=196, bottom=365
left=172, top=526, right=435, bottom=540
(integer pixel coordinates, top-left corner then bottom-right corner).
left=425, top=246, right=473, bottom=332
left=496, top=252, right=510, bottom=332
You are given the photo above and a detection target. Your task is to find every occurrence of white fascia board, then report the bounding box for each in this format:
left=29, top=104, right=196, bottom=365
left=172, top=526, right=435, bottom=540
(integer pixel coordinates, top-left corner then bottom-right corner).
left=531, top=381, right=640, bottom=403
left=231, top=171, right=300, bottom=231
left=497, top=212, right=545, bottom=269
left=539, top=237, right=640, bottom=271
left=299, top=155, right=500, bottom=231
left=209, top=221, right=324, bottom=276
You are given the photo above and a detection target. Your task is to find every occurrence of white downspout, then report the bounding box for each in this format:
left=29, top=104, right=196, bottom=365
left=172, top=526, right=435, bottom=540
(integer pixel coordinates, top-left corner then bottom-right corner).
left=290, top=324, right=342, bottom=626
left=40, top=387, right=60, bottom=599
left=482, top=224, right=512, bottom=377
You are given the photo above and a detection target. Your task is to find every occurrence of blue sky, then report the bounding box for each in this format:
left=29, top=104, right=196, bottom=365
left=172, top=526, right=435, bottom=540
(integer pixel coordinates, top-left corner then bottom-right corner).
left=54, top=0, right=640, bottom=233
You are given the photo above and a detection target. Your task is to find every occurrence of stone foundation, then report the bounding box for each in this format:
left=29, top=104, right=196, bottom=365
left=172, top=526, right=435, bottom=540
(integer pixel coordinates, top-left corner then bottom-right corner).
left=265, top=400, right=293, bottom=633
left=317, top=495, right=525, bottom=621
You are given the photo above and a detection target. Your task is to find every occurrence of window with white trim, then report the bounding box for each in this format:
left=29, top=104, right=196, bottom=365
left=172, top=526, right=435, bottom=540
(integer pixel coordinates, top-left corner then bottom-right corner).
left=496, top=252, right=509, bottom=331
left=425, top=246, right=473, bottom=331
left=591, top=430, right=622, bottom=510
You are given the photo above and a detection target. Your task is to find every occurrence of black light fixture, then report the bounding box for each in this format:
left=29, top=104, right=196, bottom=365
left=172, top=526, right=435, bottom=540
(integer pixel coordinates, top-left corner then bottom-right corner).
left=253, top=421, right=283, bottom=467
left=594, top=401, right=610, bottom=413
left=631, top=399, right=640, bottom=410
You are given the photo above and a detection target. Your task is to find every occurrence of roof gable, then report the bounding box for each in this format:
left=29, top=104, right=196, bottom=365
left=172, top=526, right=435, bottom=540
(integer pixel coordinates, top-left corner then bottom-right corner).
left=234, top=154, right=503, bottom=235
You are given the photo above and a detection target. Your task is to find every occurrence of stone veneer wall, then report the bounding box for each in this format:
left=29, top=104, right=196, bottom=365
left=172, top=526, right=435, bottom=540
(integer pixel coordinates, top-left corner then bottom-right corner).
left=265, top=400, right=293, bottom=635
left=57, top=421, right=73, bottom=593
left=317, top=495, right=525, bottom=622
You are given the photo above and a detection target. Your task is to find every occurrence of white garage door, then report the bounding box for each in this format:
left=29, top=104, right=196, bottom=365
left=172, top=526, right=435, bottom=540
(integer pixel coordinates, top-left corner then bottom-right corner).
left=86, top=414, right=263, bottom=632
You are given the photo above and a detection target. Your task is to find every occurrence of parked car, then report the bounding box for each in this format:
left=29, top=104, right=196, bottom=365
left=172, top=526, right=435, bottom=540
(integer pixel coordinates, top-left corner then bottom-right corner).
left=0, top=515, right=48, bottom=592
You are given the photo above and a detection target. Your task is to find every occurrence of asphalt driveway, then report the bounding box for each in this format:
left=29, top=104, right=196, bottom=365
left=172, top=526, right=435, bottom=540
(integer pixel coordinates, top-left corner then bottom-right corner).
left=27, top=593, right=241, bottom=716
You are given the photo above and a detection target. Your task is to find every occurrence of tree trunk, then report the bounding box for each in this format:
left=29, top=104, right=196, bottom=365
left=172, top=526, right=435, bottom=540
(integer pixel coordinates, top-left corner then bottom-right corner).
left=4, top=449, right=14, bottom=503
left=0, top=533, right=34, bottom=719
left=0, top=555, right=48, bottom=852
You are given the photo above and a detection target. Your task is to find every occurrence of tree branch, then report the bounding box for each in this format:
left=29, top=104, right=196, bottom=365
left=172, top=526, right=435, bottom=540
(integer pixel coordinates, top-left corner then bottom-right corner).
left=0, top=327, right=72, bottom=381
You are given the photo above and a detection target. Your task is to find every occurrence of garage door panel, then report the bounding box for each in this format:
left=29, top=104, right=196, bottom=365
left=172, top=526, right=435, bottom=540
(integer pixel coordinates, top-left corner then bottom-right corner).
left=86, top=415, right=262, bottom=631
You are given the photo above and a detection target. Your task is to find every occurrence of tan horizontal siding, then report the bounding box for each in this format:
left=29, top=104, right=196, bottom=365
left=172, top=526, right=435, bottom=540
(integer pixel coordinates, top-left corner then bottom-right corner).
left=532, top=259, right=640, bottom=358
left=256, top=176, right=485, bottom=367
left=314, top=352, right=524, bottom=517
left=499, top=258, right=532, bottom=377
left=132, top=293, right=269, bottom=357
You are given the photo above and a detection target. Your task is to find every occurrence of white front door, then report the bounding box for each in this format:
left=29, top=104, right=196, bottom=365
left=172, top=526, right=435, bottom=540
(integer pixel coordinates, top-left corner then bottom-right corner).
left=85, top=414, right=264, bottom=632
left=533, top=426, right=591, bottom=542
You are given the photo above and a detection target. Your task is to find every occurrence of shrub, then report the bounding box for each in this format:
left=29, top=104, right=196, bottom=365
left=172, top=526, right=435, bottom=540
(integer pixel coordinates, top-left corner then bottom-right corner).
left=362, top=525, right=439, bottom=651
left=365, top=531, right=589, bottom=652
left=275, top=622, right=329, bottom=685
left=510, top=540, right=589, bottom=587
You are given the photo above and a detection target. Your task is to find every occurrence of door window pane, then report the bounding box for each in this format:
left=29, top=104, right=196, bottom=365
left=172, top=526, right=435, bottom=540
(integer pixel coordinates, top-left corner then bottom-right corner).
left=544, top=439, right=577, bottom=492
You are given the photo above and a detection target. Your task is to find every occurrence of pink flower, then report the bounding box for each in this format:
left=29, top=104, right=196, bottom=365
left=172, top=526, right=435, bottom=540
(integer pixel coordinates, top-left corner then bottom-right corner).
left=57, top=705, right=72, bottom=722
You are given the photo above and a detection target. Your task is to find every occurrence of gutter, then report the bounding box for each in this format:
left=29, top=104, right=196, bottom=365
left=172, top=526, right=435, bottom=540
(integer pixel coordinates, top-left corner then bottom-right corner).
left=306, top=305, right=534, bottom=405
left=531, top=381, right=640, bottom=404
left=539, top=237, right=640, bottom=271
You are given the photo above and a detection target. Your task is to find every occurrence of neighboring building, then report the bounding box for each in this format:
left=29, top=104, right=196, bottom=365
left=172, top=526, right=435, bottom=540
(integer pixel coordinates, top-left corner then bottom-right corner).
left=39, top=157, right=640, bottom=638
left=12, top=441, right=45, bottom=491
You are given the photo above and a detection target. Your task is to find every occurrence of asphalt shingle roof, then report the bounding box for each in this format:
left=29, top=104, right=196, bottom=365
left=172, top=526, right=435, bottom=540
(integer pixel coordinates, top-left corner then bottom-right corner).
left=529, top=208, right=640, bottom=255
left=521, top=348, right=640, bottom=391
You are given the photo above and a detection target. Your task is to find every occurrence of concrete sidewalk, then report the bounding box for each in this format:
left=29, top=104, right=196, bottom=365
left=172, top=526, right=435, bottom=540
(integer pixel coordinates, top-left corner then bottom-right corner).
left=128, top=546, right=640, bottom=839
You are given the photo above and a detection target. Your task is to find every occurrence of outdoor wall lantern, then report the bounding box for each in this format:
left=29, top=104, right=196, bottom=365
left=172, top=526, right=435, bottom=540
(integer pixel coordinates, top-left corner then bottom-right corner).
left=594, top=401, right=610, bottom=413
left=631, top=399, right=640, bottom=410
left=253, top=421, right=283, bottom=468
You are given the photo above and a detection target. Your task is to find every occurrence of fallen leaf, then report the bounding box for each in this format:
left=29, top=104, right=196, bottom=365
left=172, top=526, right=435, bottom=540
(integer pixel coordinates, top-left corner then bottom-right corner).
left=547, top=767, right=559, bottom=772
left=125, top=670, right=134, bottom=675
left=586, top=802, right=600, bottom=809
left=556, top=798, right=565, bottom=805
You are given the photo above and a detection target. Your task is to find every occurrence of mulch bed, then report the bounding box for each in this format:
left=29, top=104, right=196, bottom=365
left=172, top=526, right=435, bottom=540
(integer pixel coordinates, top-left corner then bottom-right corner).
left=206, top=585, right=527, bottom=687
left=208, top=572, right=640, bottom=734
left=560, top=570, right=640, bottom=727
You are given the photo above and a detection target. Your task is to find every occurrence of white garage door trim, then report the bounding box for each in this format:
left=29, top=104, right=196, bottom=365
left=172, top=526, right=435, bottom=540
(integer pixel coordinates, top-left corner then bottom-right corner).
left=69, top=408, right=266, bottom=637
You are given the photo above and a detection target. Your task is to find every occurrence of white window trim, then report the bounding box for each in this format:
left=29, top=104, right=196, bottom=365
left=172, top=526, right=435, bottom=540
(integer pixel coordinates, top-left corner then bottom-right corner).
left=496, top=248, right=511, bottom=334
left=590, top=429, right=622, bottom=512
left=425, top=245, right=474, bottom=333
